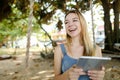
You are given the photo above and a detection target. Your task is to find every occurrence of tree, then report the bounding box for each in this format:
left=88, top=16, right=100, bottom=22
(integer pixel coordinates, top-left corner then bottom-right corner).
left=0, top=0, right=119, bottom=51
left=0, top=0, right=14, bottom=21
left=100, top=0, right=120, bottom=50
left=0, top=0, right=40, bottom=48
left=100, top=0, right=113, bottom=50
left=25, top=0, right=34, bottom=68
left=113, top=0, right=120, bottom=43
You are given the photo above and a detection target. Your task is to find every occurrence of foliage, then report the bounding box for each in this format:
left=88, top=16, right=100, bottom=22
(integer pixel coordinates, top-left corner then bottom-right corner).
left=0, top=0, right=14, bottom=21
left=0, top=2, right=40, bottom=47
left=15, top=0, right=29, bottom=13
left=100, top=0, right=120, bottom=50
left=0, top=0, right=119, bottom=50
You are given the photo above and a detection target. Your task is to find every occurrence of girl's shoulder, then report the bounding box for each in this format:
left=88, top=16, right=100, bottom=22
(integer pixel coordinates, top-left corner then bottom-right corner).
left=54, top=43, right=65, bottom=58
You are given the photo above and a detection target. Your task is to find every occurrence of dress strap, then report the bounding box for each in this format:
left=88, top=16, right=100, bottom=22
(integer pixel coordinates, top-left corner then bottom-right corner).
left=60, top=44, right=66, bottom=56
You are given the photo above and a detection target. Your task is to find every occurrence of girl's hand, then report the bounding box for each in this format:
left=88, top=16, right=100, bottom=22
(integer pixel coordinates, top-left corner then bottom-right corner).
left=87, top=66, right=105, bottom=80
left=67, top=65, right=86, bottom=80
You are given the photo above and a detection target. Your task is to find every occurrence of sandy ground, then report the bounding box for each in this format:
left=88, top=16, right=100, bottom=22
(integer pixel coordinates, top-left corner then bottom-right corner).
left=0, top=53, right=120, bottom=80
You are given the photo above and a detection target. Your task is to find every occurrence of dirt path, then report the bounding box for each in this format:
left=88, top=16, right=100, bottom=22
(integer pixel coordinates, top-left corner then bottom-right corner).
left=0, top=53, right=120, bottom=80
left=0, top=53, right=54, bottom=80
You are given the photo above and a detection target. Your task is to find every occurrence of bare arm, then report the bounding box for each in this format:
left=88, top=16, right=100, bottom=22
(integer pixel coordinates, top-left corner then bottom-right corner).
left=54, top=44, right=86, bottom=80
left=54, top=45, right=69, bottom=80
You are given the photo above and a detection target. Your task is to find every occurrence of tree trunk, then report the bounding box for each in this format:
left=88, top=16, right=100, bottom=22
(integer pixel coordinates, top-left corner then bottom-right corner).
left=26, top=0, right=34, bottom=68
left=101, top=0, right=113, bottom=50
left=90, top=0, right=95, bottom=46
left=113, top=0, right=120, bottom=43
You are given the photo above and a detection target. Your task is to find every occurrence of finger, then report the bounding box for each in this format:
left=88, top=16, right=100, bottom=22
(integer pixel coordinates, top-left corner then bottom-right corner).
left=73, top=68, right=83, bottom=72
left=88, top=71, right=105, bottom=80
left=69, top=72, right=80, bottom=80
left=88, top=69, right=105, bottom=74
left=88, top=70, right=104, bottom=77
left=73, top=68, right=86, bottom=75
left=89, top=73, right=103, bottom=80
left=89, top=76, right=98, bottom=80
left=88, top=70, right=98, bottom=75
left=89, top=76, right=104, bottom=80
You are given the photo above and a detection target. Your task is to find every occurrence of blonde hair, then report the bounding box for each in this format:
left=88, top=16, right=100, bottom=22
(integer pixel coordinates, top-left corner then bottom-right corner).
left=65, top=10, right=95, bottom=56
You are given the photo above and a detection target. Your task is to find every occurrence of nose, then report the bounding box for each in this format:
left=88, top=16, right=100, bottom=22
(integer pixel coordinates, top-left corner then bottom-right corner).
left=67, top=21, right=73, bottom=27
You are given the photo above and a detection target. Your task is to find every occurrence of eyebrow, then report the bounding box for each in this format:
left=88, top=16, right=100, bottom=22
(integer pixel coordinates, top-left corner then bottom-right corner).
left=65, top=17, right=79, bottom=21
left=73, top=17, right=79, bottom=19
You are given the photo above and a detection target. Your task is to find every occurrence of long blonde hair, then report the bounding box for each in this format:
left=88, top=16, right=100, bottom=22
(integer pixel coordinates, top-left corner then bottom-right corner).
left=65, top=10, right=95, bottom=56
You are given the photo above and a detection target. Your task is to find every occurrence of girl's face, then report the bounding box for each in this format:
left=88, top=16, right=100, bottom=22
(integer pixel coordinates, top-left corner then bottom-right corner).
left=65, top=13, right=81, bottom=38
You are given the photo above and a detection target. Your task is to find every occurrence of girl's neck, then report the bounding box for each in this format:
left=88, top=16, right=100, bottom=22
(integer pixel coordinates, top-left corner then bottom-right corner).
left=71, top=37, right=82, bottom=47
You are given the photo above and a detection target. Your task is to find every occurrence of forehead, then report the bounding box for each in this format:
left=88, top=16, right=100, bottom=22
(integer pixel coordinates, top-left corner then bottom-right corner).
left=65, top=13, right=79, bottom=20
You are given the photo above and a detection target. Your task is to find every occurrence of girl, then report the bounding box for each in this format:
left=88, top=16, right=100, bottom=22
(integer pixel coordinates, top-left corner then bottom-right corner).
left=54, top=10, right=105, bottom=80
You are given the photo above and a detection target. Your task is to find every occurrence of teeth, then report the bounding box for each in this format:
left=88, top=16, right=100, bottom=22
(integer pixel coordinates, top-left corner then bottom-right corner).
left=69, top=28, right=76, bottom=32
left=70, top=30, right=74, bottom=32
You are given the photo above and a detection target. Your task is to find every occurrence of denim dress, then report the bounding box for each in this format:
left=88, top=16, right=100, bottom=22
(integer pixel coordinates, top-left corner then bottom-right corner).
left=60, top=44, right=90, bottom=80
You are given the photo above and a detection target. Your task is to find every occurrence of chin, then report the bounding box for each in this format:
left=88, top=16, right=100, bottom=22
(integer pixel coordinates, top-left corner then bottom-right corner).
left=69, top=34, right=79, bottom=38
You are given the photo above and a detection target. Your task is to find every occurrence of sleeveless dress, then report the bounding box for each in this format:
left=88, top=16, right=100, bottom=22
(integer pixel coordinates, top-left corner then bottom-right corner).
left=60, top=44, right=90, bottom=80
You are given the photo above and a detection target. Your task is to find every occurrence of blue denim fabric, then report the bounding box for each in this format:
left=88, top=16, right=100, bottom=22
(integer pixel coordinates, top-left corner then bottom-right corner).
left=60, top=44, right=90, bottom=80
left=79, top=75, right=90, bottom=80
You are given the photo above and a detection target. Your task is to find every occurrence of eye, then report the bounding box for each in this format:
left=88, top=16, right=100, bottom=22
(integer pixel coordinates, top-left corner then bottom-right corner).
left=73, top=19, right=78, bottom=22
left=65, top=21, right=68, bottom=24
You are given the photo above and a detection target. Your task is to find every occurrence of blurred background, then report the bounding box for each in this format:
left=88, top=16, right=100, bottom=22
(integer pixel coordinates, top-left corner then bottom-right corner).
left=0, top=0, right=120, bottom=80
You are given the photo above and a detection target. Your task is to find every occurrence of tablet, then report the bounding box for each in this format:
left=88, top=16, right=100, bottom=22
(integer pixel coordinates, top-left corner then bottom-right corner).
left=76, top=56, right=111, bottom=72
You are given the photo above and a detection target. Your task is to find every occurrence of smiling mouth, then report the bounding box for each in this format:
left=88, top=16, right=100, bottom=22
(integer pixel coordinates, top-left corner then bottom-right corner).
left=69, top=28, right=77, bottom=32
